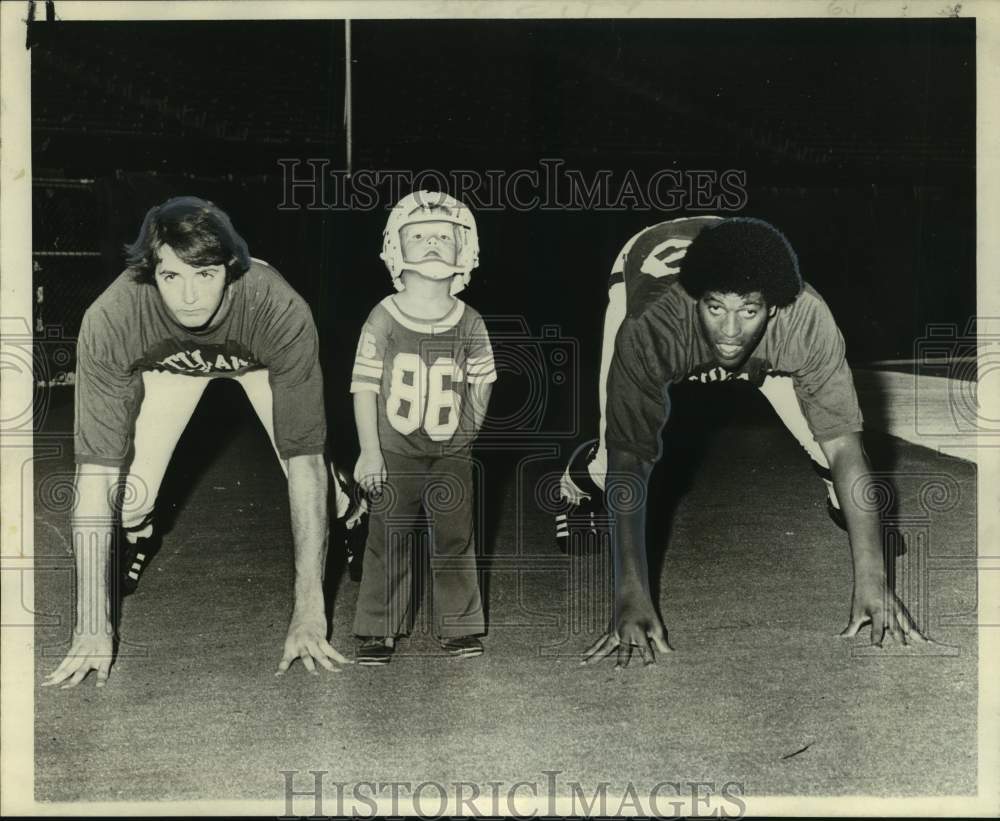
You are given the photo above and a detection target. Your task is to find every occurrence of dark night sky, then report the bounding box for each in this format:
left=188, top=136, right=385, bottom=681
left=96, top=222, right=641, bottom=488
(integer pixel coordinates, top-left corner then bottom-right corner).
left=31, top=17, right=976, bottom=450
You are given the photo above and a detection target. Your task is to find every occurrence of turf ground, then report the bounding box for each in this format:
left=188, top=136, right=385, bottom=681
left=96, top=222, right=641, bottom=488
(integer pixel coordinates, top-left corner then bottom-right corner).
left=32, top=380, right=978, bottom=803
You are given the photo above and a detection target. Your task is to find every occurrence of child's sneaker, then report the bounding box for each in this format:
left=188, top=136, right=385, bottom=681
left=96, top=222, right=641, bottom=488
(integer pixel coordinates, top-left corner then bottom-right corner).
left=439, top=636, right=484, bottom=659
left=356, top=637, right=394, bottom=666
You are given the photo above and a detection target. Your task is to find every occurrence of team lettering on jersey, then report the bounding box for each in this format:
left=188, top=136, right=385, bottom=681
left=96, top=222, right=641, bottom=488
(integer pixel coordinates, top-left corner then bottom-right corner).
left=687, top=366, right=752, bottom=384
left=142, top=342, right=259, bottom=374
left=686, top=357, right=772, bottom=387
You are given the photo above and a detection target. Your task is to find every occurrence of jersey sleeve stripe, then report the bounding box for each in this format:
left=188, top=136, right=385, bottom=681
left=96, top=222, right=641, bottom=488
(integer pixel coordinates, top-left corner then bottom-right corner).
left=467, top=370, right=498, bottom=384
left=349, top=380, right=380, bottom=394
left=352, top=363, right=383, bottom=378
left=355, top=355, right=382, bottom=368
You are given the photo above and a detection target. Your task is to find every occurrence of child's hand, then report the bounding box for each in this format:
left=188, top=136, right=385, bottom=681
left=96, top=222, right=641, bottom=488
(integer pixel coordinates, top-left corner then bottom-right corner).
left=354, top=450, right=387, bottom=496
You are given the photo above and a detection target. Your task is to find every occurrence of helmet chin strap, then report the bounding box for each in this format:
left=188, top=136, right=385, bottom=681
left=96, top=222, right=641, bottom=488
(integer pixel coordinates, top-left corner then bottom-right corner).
left=401, top=258, right=464, bottom=280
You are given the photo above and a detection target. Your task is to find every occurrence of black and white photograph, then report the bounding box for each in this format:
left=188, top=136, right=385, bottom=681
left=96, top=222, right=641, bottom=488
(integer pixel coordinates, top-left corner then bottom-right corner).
left=1, top=0, right=998, bottom=816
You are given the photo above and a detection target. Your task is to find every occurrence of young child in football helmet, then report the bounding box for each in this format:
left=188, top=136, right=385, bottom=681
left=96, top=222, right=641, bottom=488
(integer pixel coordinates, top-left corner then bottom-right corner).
left=349, top=191, right=495, bottom=664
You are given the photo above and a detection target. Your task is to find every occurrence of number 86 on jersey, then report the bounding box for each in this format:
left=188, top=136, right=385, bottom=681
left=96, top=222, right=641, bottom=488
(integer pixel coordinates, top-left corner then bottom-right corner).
left=387, top=352, right=463, bottom=442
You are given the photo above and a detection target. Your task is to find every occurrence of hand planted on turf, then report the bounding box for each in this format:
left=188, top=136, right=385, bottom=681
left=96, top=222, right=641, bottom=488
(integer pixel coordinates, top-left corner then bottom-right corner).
left=840, top=577, right=927, bottom=646
left=277, top=614, right=352, bottom=676
left=42, top=633, right=114, bottom=689
left=354, top=451, right=387, bottom=497
left=582, top=597, right=673, bottom=668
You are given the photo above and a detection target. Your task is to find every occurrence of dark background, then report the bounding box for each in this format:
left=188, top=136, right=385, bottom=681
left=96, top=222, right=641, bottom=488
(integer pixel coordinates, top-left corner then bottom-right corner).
left=31, top=18, right=976, bottom=457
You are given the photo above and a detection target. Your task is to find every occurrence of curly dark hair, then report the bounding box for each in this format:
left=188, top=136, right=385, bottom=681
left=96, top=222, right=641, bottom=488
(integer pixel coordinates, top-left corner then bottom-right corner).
left=678, top=217, right=802, bottom=308
left=125, top=196, right=251, bottom=285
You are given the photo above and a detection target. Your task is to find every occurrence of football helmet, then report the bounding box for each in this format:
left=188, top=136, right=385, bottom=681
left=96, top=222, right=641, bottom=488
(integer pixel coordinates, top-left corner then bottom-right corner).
left=380, top=190, right=480, bottom=296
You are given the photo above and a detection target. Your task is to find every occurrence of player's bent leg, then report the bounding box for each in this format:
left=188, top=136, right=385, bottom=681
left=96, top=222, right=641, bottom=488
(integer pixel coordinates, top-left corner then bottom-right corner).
left=235, top=368, right=353, bottom=519
left=757, top=374, right=845, bottom=531
left=119, top=371, right=210, bottom=594
left=234, top=368, right=290, bottom=473
left=234, top=368, right=366, bottom=574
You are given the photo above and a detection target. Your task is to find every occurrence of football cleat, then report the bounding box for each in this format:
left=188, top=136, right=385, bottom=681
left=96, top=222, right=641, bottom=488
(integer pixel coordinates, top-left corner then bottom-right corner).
left=380, top=190, right=479, bottom=296
left=826, top=498, right=847, bottom=531
left=555, top=439, right=609, bottom=553
left=330, top=462, right=368, bottom=582
left=116, top=520, right=161, bottom=597
left=811, top=460, right=847, bottom=532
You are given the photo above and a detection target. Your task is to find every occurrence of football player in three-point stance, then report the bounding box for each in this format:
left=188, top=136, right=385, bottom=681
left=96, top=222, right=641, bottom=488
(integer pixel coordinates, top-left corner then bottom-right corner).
left=569, top=216, right=925, bottom=667
left=350, top=191, right=496, bottom=665
left=44, top=196, right=353, bottom=688
left=559, top=215, right=844, bottom=542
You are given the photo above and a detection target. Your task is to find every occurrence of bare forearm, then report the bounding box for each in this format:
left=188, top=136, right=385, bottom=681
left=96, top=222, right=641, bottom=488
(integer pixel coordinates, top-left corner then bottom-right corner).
left=287, top=454, right=328, bottom=617
left=353, top=391, right=381, bottom=455
left=467, top=382, right=493, bottom=435
left=71, top=466, right=118, bottom=635
left=822, top=433, right=885, bottom=580
left=607, top=447, right=655, bottom=604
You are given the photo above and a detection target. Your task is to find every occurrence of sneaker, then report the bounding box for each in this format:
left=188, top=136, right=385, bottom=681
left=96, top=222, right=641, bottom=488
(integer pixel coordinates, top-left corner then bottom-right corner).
left=117, top=525, right=160, bottom=597
left=811, top=460, right=846, bottom=532
left=356, top=637, right=394, bottom=666
left=439, top=636, right=484, bottom=659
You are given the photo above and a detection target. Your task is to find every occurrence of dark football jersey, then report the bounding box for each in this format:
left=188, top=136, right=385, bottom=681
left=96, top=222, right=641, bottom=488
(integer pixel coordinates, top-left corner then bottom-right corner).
left=75, top=259, right=326, bottom=466
left=605, top=219, right=863, bottom=463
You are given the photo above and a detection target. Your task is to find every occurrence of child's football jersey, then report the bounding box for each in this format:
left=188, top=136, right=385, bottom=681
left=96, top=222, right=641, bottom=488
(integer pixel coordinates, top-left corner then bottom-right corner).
left=350, top=296, right=496, bottom=458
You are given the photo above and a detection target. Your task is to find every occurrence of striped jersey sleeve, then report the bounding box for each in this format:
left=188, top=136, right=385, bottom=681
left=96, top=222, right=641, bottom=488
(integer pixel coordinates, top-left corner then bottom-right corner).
left=350, top=311, right=387, bottom=394
left=608, top=215, right=725, bottom=291
left=465, top=313, right=497, bottom=385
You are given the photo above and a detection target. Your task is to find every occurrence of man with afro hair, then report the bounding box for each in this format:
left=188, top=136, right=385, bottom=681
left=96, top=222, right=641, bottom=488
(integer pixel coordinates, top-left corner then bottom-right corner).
left=567, top=216, right=925, bottom=668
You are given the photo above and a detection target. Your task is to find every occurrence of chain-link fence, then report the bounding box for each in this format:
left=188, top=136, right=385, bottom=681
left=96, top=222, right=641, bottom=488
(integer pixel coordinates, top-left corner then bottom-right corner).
left=32, top=177, right=106, bottom=386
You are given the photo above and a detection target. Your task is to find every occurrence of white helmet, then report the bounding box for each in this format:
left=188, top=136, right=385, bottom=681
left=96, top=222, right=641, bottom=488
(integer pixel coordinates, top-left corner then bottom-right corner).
left=380, top=190, right=479, bottom=296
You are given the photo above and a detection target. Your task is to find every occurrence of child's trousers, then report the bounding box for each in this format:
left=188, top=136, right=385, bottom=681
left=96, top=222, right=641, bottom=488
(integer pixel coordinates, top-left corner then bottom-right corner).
left=353, top=450, right=485, bottom=640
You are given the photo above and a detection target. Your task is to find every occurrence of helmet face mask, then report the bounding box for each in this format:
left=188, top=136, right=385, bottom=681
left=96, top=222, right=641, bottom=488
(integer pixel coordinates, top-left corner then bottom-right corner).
left=381, top=190, right=480, bottom=295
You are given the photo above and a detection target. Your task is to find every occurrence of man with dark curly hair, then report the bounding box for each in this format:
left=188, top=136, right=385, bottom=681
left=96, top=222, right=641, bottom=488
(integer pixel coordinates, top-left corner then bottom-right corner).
left=571, top=216, right=925, bottom=668
left=43, top=196, right=353, bottom=688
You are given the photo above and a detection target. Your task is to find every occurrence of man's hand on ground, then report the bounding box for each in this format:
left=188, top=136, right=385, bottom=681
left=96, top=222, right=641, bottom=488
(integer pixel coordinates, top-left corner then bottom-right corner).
left=840, top=575, right=927, bottom=646
left=276, top=613, right=352, bottom=676
left=582, top=595, right=673, bottom=668
left=42, top=633, right=114, bottom=689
